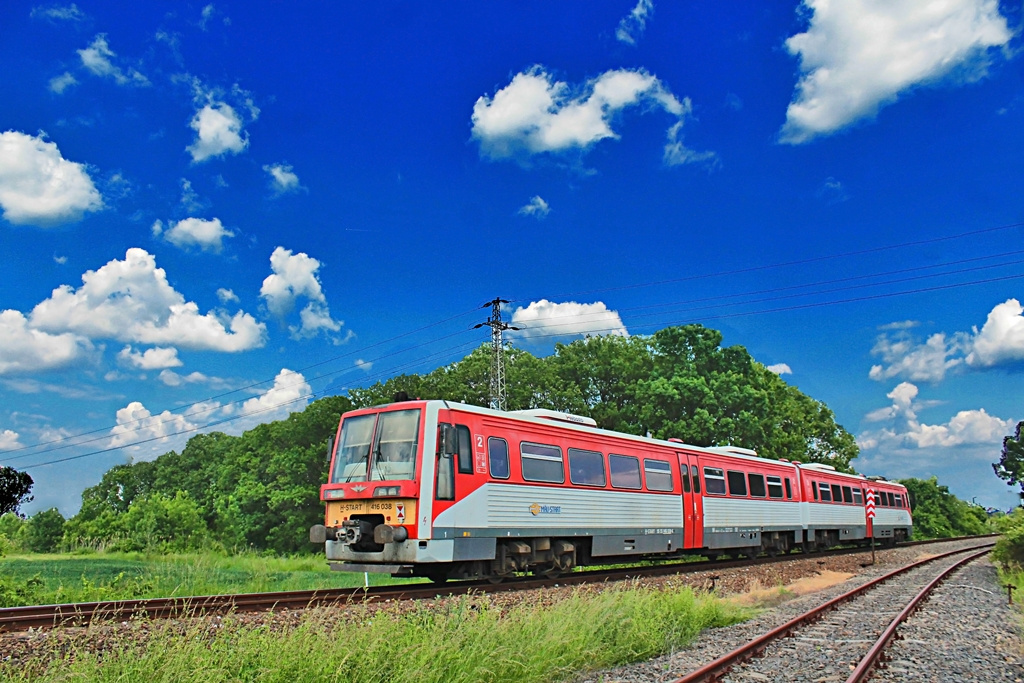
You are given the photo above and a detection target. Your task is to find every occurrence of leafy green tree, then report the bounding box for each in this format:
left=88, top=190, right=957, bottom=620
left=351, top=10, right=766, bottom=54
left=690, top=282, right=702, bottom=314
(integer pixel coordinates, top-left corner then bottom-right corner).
left=22, top=508, right=65, bottom=553
left=112, top=492, right=210, bottom=552
left=994, top=421, right=1024, bottom=492
left=899, top=477, right=988, bottom=538
left=0, top=467, right=33, bottom=516
left=991, top=507, right=1024, bottom=568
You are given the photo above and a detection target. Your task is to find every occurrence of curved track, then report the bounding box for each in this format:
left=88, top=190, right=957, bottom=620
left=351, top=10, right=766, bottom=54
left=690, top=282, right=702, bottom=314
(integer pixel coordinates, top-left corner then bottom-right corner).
left=0, top=535, right=998, bottom=633
left=669, top=543, right=995, bottom=683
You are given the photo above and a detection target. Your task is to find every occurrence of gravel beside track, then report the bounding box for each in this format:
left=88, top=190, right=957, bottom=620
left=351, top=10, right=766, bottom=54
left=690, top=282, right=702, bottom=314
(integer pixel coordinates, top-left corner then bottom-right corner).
left=576, top=539, right=1022, bottom=683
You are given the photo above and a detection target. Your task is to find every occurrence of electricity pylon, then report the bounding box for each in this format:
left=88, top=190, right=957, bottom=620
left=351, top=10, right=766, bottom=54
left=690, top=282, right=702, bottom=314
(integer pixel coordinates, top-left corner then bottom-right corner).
left=474, top=297, right=521, bottom=411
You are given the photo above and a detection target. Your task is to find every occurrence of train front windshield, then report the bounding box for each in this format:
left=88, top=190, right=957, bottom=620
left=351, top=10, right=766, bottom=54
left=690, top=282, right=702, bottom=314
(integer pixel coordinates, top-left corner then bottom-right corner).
left=331, top=409, right=421, bottom=483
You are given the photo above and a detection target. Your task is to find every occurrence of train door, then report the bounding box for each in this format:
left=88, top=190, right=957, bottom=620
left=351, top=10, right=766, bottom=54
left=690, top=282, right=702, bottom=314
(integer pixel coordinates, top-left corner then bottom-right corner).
left=676, top=452, right=704, bottom=549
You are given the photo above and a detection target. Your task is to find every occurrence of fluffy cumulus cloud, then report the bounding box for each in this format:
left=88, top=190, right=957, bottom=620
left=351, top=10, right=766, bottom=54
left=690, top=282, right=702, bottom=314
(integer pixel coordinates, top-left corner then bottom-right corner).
left=966, top=298, right=1024, bottom=367
left=216, top=288, right=239, bottom=304
left=260, top=247, right=342, bottom=340
left=870, top=299, right=1024, bottom=382
left=237, top=368, right=312, bottom=421
left=0, top=429, right=23, bottom=451
left=0, top=310, right=93, bottom=375
left=153, top=217, right=234, bottom=253
left=107, top=401, right=197, bottom=460
left=48, top=72, right=77, bottom=94
left=117, top=345, right=182, bottom=370
left=616, top=0, right=654, bottom=45
left=28, top=248, right=265, bottom=352
left=263, top=163, right=304, bottom=196
left=77, top=35, right=150, bottom=87
left=509, top=300, right=628, bottom=341
left=781, top=0, right=1012, bottom=144
left=518, top=195, right=550, bottom=219
left=187, top=103, right=249, bottom=163
left=471, top=66, right=712, bottom=166
left=857, top=381, right=1014, bottom=450
left=0, top=131, right=103, bottom=227
left=766, top=363, right=792, bottom=376
left=159, top=369, right=214, bottom=387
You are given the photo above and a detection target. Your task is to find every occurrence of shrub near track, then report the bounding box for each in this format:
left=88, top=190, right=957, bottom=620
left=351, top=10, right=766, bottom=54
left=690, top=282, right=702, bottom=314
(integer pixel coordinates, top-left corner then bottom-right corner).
left=2, top=584, right=748, bottom=683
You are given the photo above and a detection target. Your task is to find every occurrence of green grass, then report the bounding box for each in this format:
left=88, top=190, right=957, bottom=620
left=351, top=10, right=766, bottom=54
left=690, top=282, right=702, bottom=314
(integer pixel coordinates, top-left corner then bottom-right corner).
left=0, top=551, right=420, bottom=606
left=1, top=582, right=749, bottom=683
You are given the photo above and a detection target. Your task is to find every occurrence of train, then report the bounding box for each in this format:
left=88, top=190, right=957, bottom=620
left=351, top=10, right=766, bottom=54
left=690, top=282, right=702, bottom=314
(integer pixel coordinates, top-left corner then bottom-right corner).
left=309, top=398, right=913, bottom=583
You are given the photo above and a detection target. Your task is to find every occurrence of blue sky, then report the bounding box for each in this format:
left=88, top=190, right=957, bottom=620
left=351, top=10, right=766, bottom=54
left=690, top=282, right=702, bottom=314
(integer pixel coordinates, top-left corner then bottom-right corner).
left=2, top=1, right=1023, bottom=515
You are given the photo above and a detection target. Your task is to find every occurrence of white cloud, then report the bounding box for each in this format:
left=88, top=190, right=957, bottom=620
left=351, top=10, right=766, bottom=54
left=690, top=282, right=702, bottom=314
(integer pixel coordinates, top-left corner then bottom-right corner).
left=263, top=163, right=304, bottom=196
left=616, top=0, right=654, bottom=45
left=259, top=247, right=343, bottom=340
left=48, top=72, right=77, bottom=94
left=159, top=217, right=234, bottom=253
left=0, top=131, right=103, bottom=227
left=869, top=330, right=963, bottom=383
left=355, top=359, right=373, bottom=372
left=0, top=429, right=24, bottom=451
left=107, top=401, right=197, bottom=460
left=158, top=369, right=206, bottom=386
left=77, top=35, right=150, bottom=87
left=766, top=363, right=792, bottom=376
left=0, top=309, right=93, bottom=375
left=858, top=381, right=1014, bottom=450
left=53, top=254, right=67, bottom=264
left=200, top=4, right=215, bottom=30
left=187, top=103, right=249, bottom=162
left=31, top=4, right=86, bottom=22
left=966, top=298, right=1024, bottom=367
left=117, top=345, right=182, bottom=370
left=216, top=288, right=239, bottom=304
left=781, top=0, right=1012, bottom=144
left=471, top=66, right=710, bottom=165
left=29, top=248, right=266, bottom=352
left=179, top=178, right=204, bottom=212
left=518, top=195, right=550, bottom=218
left=234, top=368, right=312, bottom=427
left=509, top=300, right=628, bottom=340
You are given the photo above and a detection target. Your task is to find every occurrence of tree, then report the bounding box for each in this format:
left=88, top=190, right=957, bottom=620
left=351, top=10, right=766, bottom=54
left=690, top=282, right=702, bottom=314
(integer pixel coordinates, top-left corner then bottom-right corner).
left=22, top=508, right=65, bottom=553
left=993, top=421, right=1024, bottom=492
left=899, top=477, right=988, bottom=539
left=0, top=467, right=33, bottom=516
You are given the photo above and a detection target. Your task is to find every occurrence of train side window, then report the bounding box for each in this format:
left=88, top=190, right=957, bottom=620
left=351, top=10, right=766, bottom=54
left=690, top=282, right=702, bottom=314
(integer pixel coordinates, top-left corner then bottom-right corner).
left=748, top=473, right=767, bottom=498
left=456, top=425, right=473, bottom=474
left=888, top=491, right=896, bottom=507
left=896, top=494, right=904, bottom=508
left=691, top=465, right=701, bottom=493
left=811, top=481, right=819, bottom=501
left=767, top=475, right=784, bottom=499
left=830, top=484, right=842, bottom=502
left=841, top=486, right=853, bottom=504
left=703, top=467, right=725, bottom=495
left=819, top=484, right=832, bottom=502
left=727, top=470, right=747, bottom=497
left=609, top=454, right=642, bottom=489
left=644, top=459, right=673, bottom=492
left=435, top=450, right=454, bottom=501
left=521, top=442, right=564, bottom=484
left=681, top=465, right=691, bottom=493
left=853, top=488, right=863, bottom=505
left=784, top=478, right=792, bottom=499
left=569, top=448, right=606, bottom=487
left=488, top=437, right=510, bottom=479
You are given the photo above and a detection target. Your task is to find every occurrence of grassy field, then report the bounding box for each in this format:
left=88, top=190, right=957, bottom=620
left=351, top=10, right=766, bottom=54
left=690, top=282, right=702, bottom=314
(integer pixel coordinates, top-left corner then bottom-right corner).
left=0, top=551, right=420, bottom=606
left=1, top=582, right=749, bottom=683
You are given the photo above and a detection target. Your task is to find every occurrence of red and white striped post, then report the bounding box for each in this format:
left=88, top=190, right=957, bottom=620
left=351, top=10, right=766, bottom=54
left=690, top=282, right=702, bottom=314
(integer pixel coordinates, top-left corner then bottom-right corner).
left=865, top=488, right=876, bottom=564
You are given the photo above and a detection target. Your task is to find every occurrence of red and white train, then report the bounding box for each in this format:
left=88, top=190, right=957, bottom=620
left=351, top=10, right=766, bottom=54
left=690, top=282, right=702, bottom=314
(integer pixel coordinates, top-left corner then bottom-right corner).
left=310, top=399, right=913, bottom=582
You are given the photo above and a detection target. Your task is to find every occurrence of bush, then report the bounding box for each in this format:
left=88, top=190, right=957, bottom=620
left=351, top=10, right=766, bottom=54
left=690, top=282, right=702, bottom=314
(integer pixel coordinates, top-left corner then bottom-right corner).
left=992, top=508, right=1024, bottom=569
left=23, top=508, right=65, bottom=553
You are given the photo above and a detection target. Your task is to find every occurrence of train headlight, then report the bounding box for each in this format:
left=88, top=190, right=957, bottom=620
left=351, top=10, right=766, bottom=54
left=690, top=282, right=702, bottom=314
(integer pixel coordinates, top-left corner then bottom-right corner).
left=373, top=486, right=401, bottom=496
left=324, top=489, right=345, bottom=499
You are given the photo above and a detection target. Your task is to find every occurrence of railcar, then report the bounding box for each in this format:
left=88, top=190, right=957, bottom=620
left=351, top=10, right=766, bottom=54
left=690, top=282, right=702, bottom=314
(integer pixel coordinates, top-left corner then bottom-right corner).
left=309, top=399, right=913, bottom=582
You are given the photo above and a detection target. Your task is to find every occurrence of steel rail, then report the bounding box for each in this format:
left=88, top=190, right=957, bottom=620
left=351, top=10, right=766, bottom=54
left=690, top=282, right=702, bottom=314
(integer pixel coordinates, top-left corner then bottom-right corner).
left=0, top=535, right=997, bottom=633
left=845, top=546, right=993, bottom=683
left=669, top=542, right=996, bottom=683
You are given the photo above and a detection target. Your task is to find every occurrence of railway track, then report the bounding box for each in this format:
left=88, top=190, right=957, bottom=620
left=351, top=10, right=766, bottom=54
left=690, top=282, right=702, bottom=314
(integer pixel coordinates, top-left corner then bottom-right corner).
left=670, top=542, right=996, bottom=683
left=0, top=534, right=998, bottom=634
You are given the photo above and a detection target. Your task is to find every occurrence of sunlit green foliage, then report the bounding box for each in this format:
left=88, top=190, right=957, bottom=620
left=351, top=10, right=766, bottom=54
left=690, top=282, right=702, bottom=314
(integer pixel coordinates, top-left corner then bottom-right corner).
left=899, top=476, right=989, bottom=539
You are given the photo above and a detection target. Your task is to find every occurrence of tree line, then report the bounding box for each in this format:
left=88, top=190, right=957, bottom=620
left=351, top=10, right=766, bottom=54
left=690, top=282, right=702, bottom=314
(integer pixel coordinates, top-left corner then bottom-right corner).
left=0, top=324, right=1003, bottom=555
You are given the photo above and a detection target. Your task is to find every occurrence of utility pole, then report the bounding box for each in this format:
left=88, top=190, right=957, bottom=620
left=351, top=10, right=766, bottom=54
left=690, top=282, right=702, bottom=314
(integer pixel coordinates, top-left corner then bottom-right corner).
left=474, top=297, right=520, bottom=411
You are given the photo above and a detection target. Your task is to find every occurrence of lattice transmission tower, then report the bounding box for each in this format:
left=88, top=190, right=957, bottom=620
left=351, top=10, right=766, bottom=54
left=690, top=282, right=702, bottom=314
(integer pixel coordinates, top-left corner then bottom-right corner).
left=474, top=297, right=520, bottom=411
